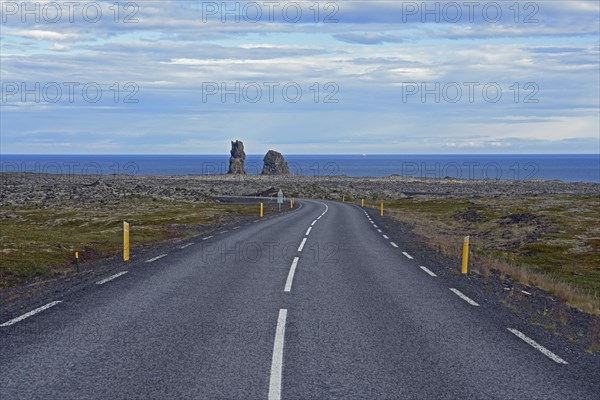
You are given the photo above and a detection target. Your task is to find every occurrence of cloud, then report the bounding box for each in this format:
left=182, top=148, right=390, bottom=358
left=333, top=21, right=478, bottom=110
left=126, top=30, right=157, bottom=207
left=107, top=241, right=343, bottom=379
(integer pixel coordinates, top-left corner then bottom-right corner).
left=333, top=32, right=404, bottom=45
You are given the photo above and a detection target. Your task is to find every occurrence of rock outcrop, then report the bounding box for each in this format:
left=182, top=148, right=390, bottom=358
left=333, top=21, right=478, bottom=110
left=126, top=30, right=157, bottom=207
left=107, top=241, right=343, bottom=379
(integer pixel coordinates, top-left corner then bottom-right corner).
left=228, top=140, right=246, bottom=174
left=262, top=150, right=289, bottom=175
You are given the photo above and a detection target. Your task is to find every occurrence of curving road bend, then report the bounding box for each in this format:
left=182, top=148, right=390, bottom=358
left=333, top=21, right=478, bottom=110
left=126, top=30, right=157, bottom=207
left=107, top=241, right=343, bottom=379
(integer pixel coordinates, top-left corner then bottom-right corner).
left=0, top=199, right=598, bottom=399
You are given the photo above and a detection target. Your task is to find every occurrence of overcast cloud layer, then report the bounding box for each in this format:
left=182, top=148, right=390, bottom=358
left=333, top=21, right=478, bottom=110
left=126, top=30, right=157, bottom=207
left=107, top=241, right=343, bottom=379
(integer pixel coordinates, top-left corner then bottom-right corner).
left=1, top=0, right=599, bottom=154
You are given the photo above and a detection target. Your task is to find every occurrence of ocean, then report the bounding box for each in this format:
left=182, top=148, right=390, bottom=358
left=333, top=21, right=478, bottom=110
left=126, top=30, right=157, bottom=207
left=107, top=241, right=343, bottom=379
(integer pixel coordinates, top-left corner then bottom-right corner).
left=1, top=154, right=599, bottom=183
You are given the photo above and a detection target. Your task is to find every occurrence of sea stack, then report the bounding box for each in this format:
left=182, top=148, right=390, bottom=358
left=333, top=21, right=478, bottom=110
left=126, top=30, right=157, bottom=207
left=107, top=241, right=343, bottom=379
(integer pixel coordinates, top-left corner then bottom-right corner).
left=228, top=140, right=246, bottom=174
left=262, top=150, right=289, bottom=175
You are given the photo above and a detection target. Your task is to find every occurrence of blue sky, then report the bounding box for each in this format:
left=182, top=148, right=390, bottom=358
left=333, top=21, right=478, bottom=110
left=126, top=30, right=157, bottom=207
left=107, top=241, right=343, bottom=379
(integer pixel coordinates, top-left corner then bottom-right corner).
left=1, top=0, right=599, bottom=154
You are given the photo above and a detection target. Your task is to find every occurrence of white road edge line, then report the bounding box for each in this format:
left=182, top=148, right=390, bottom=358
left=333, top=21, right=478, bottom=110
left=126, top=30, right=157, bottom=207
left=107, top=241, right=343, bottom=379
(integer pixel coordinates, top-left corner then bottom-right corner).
left=268, top=309, right=288, bottom=400
left=507, top=328, right=568, bottom=364
left=419, top=266, right=437, bottom=277
left=145, top=254, right=167, bottom=263
left=179, top=243, right=193, bottom=249
left=306, top=227, right=312, bottom=236
left=284, top=257, right=300, bottom=292
left=383, top=234, right=389, bottom=239
left=233, top=226, right=240, bottom=230
left=449, top=288, right=479, bottom=306
left=298, top=238, right=307, bottom=252
left=202, top=236, right=213, bottom=240
left=96, top=271, right=129, bottom=285
left=1, top=301, right=62, bottom=327
left=402, top=252, right=413, bottom=259
left=390, top=242, right=399, bottom=248
left=220, top=230, right=228, bottom=234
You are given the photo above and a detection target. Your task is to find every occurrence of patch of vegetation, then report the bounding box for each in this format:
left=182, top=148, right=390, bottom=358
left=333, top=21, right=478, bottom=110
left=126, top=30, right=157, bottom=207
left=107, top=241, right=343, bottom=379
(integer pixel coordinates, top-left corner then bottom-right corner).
left=0, top=198, right=258, bottom=289
left=373, top=194, right=600, bottom=314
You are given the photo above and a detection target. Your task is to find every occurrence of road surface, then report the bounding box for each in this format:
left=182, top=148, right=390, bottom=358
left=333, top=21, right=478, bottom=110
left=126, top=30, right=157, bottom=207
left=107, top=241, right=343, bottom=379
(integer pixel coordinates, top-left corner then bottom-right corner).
left=1, top=199, right=598, bottom=399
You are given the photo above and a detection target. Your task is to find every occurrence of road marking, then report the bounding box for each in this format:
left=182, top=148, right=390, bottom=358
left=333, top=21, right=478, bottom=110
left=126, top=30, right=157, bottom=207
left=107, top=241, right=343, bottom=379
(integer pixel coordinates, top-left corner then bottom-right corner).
left=179, top=243, right=193, bottom=249
left=377, top=229, right=382, bottom=233
left=382, top=234, right=389, bottom=239
left=284, top=257, right=300, bottom=292
left=390, top=242, right=399, bottom=248
left=202, top=236, right=213, bottom=240
left=233, top=226, right=240, bottom=230
left=268, top=309, right=288, bottom=400
left=311, top=220, right=317, bottom=226
left=521, top=290, right=532, bottom=296
left=298, top=238, right=307, bottom=252
left=419, top=266, right=437, bottom=277
left=374, top=225, right=379, bottom=228
left=220, top=230, right=228, bottom=234
left=317, top=216, right=322, bottom=220
left=96, top=271, right=129, bottom=285
left=449, top=288, right=479, bottom=306
left=306, top=227, right=312, bottom=236
left=402, top=252, right=413, bottom=259
left=1, top=301, right=62, bottom=327
left=145, top=254, right=167, bottom=263
left=507, top=328, right=568, bottom=364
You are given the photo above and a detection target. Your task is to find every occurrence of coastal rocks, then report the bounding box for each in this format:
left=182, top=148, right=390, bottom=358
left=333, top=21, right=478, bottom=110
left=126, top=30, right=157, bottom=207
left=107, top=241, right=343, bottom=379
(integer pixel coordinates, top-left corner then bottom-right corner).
left=228, top=140, right=246, bottom=174
left=262, top=150, right=289, bottom=175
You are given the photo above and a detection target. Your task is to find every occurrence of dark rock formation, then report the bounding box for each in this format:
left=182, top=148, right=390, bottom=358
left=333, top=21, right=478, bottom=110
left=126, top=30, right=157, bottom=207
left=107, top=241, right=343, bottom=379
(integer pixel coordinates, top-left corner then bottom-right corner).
left=262, top=150, right=289, bottom=175
left=228, top=140, right=246, bottom=174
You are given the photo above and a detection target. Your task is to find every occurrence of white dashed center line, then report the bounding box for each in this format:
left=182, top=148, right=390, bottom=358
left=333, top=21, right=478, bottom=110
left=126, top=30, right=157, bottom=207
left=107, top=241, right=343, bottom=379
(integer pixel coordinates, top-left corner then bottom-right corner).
left=449, top=288, right=479, bottom=306
left=220, top=230, right=228, bottom=234
left=96, top=271, right=129, bottom=285
left=390, top=242, right=399, bottom=248
left=284, top=257, right=300, bottom=292
left=402, top=252, right=413, bottom=259
left=382, top=234, right=389, bottom=239
left=419, top=266, right=437, bottom=277
left=507, top=328, right=568, bottom=364
left=145, top=254, right=167, bottom=263
left=377, top=229, right=382, bottom=233
left=311, top=220, right=317, bottom=226
left=1, top=301, right=62, bottom=327
left=305, top=227, right=312, bottom=236
left=179, top=243, right=193, bottom=249
left=233, top=226, right=240, bottom=230
left=268, top=309, right=288, bottom=400
left=202, top=236, right=213, bottom=240
left=298, top=238, right=307, bottom=252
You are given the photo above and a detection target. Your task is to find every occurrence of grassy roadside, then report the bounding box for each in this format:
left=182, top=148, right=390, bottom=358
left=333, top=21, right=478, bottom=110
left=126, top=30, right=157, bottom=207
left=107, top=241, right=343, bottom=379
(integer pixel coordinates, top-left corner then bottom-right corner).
left=0, top=197, right=265, bottom=289
left=368, top=195, right=600, bottom=314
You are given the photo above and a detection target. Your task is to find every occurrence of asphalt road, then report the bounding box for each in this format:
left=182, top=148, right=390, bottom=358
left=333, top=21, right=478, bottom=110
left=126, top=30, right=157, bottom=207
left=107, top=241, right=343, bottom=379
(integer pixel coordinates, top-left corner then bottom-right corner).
left=0, top=199, right=598, bottom=399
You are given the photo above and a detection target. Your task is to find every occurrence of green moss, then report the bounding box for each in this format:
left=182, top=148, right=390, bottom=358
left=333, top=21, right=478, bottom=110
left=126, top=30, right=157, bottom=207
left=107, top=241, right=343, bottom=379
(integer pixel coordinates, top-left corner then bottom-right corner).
left=0, top=198, right=257, bottom=288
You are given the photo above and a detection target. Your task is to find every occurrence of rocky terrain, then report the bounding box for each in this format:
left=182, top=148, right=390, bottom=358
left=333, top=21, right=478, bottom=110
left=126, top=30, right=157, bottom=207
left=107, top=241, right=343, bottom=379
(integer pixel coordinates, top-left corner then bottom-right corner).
left=1, top=173, right=598, bottom=208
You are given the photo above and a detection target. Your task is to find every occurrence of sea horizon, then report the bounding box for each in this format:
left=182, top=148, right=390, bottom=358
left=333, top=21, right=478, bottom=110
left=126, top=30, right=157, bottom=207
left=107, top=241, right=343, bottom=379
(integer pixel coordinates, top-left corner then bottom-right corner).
left=2, top=154, right=599, bottom=183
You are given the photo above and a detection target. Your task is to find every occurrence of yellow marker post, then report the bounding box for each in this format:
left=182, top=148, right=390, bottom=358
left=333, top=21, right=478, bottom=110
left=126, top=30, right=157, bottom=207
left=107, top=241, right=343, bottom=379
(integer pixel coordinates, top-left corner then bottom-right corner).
left=381, top=202, right=385, bottom=216
left=75, top=251, right=80, bottom=272
left=123, top=221, right=130, bottom=262
left=260, top=202, right=264, bottom=217
left=290, top=199, right=293, bottom=209
left=361, top=199, right=365, bottom=207
left=461, top=236, right=470, bottom=274
left=342, top=196, right=345, bottom=202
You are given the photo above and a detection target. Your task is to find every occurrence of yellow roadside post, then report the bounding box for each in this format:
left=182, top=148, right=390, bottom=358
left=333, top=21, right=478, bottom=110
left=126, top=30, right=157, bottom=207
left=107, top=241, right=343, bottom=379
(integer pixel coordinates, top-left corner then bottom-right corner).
left=75, top=251, right=80, bottom=272
left=380, top=202, right=384, bottom=216
left=342, top=196, right=345, bottom=202
left=361, top=199, right=365, bottom=207
left=123, top=221, right=130, bottom=261
left=461, top=236, right=470, bottom=274
left=290, top=198, right=294, bottom=208
left=260, top=202, right=264, bottom=217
